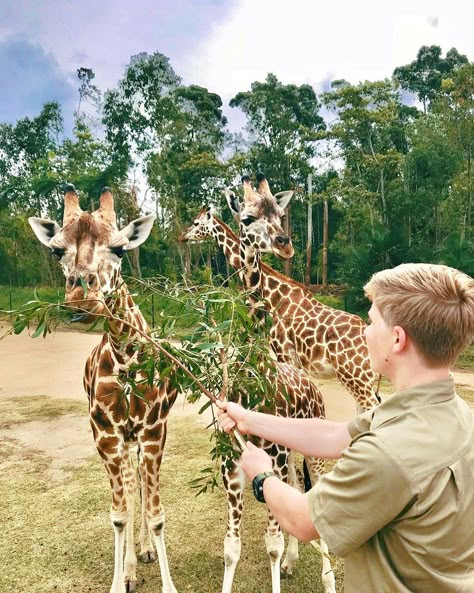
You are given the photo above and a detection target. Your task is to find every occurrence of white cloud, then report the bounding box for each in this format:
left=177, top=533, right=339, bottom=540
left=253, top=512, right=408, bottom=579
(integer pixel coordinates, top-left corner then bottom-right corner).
left=181, top=0, right=474, bottom=106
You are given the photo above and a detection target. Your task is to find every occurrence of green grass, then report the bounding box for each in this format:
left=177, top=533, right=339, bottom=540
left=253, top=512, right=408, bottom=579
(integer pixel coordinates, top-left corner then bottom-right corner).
left=0, top=395, right=344, bottom=593
left=0, top=395, right=87, bottom=428
left=0, top=285, right=65, bottom=313
left=456, top=344, right=474, bottom=370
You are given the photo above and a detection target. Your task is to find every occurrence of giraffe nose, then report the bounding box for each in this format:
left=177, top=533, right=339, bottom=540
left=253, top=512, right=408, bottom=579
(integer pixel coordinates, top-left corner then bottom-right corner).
left=66, top=274, right=79, bottom=290
left=85, top=273, right=99, bottom=290
left=66, top=273, right=99, bottom=291
left=275, top=235, right=290, bottom=246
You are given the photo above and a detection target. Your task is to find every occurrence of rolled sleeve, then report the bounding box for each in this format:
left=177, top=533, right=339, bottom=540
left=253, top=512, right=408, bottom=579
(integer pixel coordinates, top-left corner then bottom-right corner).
left=307, top=434, right=417, bottom=557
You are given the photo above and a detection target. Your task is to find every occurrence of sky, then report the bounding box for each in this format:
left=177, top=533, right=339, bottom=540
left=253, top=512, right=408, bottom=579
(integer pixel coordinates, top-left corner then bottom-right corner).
left=1, top=0, right=473, bottom=134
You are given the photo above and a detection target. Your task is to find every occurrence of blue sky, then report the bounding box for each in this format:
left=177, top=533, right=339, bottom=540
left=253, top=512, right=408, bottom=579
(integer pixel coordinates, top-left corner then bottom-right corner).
left=1, top=0, right=473, bottom=134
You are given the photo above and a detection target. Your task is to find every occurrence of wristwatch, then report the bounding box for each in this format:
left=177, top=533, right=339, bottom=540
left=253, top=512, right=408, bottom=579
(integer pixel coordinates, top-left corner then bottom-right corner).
left=252, top=471, right=277, bottom=503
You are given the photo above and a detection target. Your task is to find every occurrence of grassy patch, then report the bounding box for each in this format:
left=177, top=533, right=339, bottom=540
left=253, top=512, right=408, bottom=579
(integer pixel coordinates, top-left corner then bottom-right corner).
left=0, top=396, right=87, bottom=428
left=456, top=385, right=474, bottom=408
left=0, top=402, right=344, bottom=593
left=456, top=344, right=474, bottom=370
left=0, top=285, right=64, bottom=313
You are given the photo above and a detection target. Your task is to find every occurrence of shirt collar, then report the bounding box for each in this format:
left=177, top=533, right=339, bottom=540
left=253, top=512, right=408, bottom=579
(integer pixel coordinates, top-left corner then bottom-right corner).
left=371, top=376, right=456, bottom=429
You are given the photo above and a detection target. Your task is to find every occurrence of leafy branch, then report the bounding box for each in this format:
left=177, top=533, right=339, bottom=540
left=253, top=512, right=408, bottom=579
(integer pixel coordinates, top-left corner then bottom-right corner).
left=1, top=278, right=280, bottom=494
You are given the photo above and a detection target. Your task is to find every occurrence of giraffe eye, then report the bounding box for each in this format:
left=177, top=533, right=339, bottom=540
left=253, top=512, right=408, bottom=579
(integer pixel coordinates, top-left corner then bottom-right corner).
left=241, top=216, right=255, bottom=226
left=51, top=247, right=65, bottom=260
left=110, top=246, right=124, bottom=258
left=193, top=221, right=199, bottom=226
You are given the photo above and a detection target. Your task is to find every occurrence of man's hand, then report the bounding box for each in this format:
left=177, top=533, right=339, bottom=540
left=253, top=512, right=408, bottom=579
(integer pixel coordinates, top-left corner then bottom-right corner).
left=216, top=400, right=249, bottom=434
left=240, top=441, right=273, bottom=481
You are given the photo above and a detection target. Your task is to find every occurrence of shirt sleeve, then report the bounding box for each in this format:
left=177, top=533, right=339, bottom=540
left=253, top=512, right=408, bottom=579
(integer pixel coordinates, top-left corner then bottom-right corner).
left=347, top=408, right=374, bottom=438
left=307, top=433, right=417, bottom=557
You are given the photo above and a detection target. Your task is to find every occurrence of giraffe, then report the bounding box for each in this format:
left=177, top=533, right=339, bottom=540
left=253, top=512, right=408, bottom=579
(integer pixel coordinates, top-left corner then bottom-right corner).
left=222, top=361, right=334, bottom=593
left=180, top=209, right=336, bottom=592
left=219, top=173, right=379, bottom=412
left=29, top=185, right=178, bottom=593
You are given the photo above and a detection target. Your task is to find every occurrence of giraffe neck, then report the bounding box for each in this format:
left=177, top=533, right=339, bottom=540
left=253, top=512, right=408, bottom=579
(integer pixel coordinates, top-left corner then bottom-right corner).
left=239, top=234, right=262, bottom=294
left=209, top=216, right=242, bottom=270
left=104, top=280, right=150, bottom=362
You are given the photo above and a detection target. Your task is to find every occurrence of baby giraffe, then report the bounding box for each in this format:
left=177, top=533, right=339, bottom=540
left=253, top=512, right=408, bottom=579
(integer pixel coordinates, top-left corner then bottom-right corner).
left=29, top=186, right=178, bottom=593
left=222, top=359, right=334, bottom=593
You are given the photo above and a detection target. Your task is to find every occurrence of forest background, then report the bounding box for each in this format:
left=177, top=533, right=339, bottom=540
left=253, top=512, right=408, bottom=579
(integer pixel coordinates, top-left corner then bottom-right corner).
left=1, top=44, right=473, bottom=312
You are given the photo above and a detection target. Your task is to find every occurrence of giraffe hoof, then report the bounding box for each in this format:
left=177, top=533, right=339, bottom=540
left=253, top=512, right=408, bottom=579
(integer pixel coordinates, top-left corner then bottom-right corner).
left=125, top=579, right=137, bottom=593
left=139, top=550, right=156, bottom=563
left=281, top=562, right=294, bottom=576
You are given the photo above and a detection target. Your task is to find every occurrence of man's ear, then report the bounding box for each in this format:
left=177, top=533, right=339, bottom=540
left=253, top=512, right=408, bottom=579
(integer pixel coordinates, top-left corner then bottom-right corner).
left=224, top=189, right=241, bottom=220
left=274, top=190, right=294, bottom=210
left=393, top=326, right=407, bottom=354
left=28, top=217, right=61, bottom=247
left=121, top=215, right=155, bottom=250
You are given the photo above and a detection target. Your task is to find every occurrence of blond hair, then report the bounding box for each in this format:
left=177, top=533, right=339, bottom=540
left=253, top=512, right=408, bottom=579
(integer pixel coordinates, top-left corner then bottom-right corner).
left=364, top=263, right=474, bottom=367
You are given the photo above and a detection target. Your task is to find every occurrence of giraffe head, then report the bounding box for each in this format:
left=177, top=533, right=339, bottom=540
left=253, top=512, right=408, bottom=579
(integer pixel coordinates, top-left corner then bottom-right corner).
left=178, top=207, right=213, bottom=243
left=29, top=185, right=155, bottom=318
left=224, top=174, right=294, bottom=259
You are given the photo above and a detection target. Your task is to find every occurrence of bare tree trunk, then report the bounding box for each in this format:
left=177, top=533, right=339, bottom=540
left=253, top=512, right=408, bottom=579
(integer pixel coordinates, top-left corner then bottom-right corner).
left=467, top=150, right=472, bottom=241
left=322, top=198, right=329, bottom=290
left=283, top=208, right=292, bottom=277
left=184, top=246, right=191, bottom=278
left=305, top=174, right=313, bottom=286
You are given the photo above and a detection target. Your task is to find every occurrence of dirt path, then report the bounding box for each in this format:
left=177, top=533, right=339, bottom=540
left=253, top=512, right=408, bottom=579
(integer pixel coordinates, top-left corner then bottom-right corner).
left=0, top=324, right=358, bottom=416
left=1, top=324, right=472, bottom=479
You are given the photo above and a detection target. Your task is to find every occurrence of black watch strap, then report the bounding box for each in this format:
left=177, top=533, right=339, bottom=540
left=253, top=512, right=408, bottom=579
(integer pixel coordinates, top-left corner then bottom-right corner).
left=252, top=471, right=276, bottom=503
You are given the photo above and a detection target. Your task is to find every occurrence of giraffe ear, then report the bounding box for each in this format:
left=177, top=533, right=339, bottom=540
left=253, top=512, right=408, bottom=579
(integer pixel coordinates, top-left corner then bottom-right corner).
left=274, top=191, right=294, bottom=210
left=224, top=189, right=241, bottom=220
left=28, top=217, right=61, bottom=247
left=121, top=215, right=155, bottom=250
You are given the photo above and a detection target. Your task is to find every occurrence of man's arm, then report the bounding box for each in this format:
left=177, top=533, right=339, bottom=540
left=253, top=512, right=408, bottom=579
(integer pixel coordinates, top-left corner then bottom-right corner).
left=263, top=477, right=319, bottom=542
left=238, top=441, right=319, bottom=542
left=218, top=401, right=351, bottom=459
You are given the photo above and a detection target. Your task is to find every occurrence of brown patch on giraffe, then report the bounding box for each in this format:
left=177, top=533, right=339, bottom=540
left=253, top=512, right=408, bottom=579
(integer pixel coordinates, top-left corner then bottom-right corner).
left=129, top=392, right=147, bottom=418
left=99, top=350, right=114, bottom=377
left=145, top=401, right=161, bottom=426
left=91, top=405, right=114, bottom=433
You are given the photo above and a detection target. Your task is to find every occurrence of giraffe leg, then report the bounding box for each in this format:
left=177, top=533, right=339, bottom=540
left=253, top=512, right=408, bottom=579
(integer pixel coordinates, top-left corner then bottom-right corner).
left=304, top=456, right=336, bottom=593
left=122, top=443, right=138, bottom=593
left=137, top=449, right=156, bottom=564
left=281, top=452, right=299, bottom=576
left=264, top=445, right=288, bottom=593
left=96, top=434, right=129, bottom=593
left=139, top=429, right=177, bottom=593
left=221, top=458, right=245, bottom=593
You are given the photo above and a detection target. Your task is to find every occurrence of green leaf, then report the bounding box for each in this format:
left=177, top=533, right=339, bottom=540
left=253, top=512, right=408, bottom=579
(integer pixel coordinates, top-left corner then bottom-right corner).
left=32, top=321, right=46, bottom=338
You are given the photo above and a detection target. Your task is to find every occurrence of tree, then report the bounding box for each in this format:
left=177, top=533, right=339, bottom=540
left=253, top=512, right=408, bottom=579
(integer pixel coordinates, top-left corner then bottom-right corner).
left=76, top=67, right=101, bottom=118
left=230, top=73, right=325, bottom=275
left=393, top=45, right=468, bottom=113
left=102, top=51, right=181, bottom=173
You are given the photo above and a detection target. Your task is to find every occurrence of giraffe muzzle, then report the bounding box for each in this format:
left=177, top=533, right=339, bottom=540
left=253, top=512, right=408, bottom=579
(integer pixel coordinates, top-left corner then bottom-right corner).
left=272, top=236, right=294, bottom=259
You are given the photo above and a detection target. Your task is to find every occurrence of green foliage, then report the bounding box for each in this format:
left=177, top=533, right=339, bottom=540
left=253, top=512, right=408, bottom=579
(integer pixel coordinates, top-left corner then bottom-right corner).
left=393, top=45, right=468, bottom=112
left=1, top=44, right=473, bottom=307
left=3, top=278, right=283, bottom=493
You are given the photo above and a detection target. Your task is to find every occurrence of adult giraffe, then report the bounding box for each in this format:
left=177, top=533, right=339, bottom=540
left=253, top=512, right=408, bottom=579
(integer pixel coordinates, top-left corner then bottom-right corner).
left=181, top=175, right=379, bottom=412
left=29, top=186, right=178, bottom=593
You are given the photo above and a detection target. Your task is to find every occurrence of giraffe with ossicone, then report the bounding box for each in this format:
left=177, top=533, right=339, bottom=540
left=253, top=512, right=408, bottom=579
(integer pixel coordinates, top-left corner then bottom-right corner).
left=29, top=185, right=178, bottom=593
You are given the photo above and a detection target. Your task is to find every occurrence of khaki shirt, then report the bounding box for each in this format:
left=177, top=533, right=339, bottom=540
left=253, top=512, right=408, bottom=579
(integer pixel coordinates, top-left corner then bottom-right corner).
left=307, top=377, right=474, bottom=593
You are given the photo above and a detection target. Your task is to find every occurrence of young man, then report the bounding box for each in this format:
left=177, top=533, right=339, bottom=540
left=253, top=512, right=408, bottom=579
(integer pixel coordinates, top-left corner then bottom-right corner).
left=217, top=263, right=474, bottom=593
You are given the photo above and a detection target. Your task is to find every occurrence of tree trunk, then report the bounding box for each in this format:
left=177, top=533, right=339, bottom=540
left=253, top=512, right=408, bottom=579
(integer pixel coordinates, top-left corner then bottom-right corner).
left=467, top=150, right=472, bottom=241
left=322, top=198, right=329, bottom=290
left=305, top=174, right=313, bottom=286
left=283, top=208, right=292, bottom=277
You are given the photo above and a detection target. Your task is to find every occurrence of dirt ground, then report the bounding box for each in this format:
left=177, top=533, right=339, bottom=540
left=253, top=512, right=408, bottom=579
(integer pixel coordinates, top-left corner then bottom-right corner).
left=1, top=323, right=473, bottom=480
